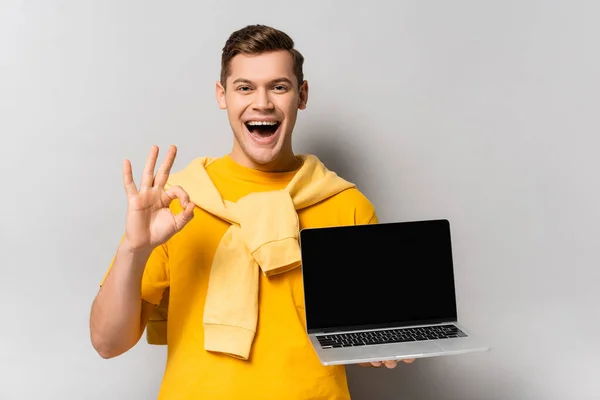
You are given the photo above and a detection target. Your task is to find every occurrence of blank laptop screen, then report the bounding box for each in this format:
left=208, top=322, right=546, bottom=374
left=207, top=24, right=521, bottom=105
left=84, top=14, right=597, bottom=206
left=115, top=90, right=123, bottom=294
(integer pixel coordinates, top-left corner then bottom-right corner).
left=299, top=219, right=458, bottom=333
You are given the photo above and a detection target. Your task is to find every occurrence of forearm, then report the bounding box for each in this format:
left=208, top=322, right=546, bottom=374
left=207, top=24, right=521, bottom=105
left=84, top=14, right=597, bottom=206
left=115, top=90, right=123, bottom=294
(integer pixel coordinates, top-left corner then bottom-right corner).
left=90, top=241, right=151, bottom=358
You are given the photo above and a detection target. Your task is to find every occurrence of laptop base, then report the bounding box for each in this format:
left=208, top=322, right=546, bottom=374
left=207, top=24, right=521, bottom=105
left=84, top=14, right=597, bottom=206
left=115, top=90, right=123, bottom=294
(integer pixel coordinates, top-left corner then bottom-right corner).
left=309, top=322, right=490, bottom=366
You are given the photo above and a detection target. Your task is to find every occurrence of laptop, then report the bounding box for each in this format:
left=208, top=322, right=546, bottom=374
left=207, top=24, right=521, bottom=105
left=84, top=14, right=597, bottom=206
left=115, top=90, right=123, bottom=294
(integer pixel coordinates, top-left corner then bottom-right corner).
left=298, top=219, right=490, bottom=366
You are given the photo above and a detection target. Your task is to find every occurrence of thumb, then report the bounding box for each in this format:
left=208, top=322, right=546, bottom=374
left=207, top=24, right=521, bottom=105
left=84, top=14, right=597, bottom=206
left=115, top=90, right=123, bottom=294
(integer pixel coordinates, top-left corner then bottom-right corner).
left=173, top=201, right=195, bottom=231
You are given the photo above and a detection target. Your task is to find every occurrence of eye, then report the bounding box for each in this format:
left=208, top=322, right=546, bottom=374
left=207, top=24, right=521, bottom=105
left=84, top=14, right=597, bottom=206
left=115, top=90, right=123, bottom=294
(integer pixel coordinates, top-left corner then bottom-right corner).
left=237, top=86, right=252, bottom=92
left=273, top=85, right=288, bottom=92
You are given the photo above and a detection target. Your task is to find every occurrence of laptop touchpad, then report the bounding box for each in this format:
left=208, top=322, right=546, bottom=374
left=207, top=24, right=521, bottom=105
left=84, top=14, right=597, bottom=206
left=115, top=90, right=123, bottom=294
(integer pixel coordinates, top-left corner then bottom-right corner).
left=355, top=341, right=443, bottom=360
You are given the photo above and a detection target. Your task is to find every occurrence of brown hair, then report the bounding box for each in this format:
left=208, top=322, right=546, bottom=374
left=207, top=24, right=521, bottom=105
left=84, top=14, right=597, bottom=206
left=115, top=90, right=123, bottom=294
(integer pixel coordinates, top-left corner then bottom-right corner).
left=220, top=24, right=305, bottom=89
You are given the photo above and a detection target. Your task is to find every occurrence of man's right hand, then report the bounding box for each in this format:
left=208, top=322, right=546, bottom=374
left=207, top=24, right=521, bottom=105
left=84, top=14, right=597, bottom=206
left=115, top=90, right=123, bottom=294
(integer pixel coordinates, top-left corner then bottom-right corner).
left=122, top=145, right=195, bottom=252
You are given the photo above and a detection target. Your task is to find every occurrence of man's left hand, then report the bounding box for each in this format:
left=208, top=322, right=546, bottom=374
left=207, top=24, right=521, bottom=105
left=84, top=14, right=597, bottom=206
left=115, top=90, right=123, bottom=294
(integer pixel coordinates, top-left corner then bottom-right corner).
left=358, top=359, right=415, bottom=369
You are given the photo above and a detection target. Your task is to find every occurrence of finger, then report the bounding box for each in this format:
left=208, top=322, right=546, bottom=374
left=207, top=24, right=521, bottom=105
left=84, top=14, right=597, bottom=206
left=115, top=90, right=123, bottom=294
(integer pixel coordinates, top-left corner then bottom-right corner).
left=384, top=360, right=398, bottom=369
left=173, top=201, right=195, bottom=230
left=165, top=185, right=194, bottom=230
left=402, top=358, right=416, bottom=364
left=140, top=146, right=159, bottom=190
left=154, top=145, right=177, bottom=188
left=370, top=361, right=383, bottom=368
left=165, top=185, right=190, bottom=208
left=122, top=159, right=138, bottom=196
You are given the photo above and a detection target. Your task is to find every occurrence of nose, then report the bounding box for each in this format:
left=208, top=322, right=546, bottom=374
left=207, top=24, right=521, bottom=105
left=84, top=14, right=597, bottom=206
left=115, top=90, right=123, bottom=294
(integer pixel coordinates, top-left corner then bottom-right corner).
left=252, top=88, right=274, bottom=111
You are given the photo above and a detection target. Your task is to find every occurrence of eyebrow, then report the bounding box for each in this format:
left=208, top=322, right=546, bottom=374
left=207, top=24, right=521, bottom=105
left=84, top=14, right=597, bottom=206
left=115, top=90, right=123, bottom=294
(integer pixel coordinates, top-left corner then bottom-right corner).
left=232, top=77, right=294, bottom=85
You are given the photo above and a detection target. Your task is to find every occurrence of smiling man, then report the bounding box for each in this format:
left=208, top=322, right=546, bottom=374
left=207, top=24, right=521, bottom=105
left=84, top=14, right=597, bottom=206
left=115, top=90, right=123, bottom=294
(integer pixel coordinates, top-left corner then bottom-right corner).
left=90, top=24, right=413, bottom=399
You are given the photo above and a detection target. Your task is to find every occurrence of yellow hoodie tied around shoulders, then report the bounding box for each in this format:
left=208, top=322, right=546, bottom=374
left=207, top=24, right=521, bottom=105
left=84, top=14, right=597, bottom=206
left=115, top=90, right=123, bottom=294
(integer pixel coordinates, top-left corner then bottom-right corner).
left=146, top=154, right=355, bottom=360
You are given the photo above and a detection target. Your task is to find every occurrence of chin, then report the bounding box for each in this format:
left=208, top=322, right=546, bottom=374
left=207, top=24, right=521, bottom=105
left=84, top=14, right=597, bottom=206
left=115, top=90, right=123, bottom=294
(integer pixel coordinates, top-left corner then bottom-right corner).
left=246, top=148, right=283, bottom=166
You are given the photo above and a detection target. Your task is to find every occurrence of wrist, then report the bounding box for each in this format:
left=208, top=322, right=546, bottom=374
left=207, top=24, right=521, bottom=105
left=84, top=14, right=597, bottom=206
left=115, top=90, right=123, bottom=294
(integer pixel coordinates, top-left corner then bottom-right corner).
left=120, top=238, right=153, bottom=260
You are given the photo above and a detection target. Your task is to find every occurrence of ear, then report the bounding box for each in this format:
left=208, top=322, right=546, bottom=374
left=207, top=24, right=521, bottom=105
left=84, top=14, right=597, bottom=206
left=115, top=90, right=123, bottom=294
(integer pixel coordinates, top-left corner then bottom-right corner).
left=298, top=80, right=309, bottom=110
left=216, top=81, right=227, bottom=110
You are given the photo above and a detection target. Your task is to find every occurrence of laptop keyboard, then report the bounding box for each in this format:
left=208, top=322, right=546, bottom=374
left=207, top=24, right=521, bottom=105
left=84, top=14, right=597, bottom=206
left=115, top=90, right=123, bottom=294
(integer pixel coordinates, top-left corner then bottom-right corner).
left=316, top=324, right=467, bottom=349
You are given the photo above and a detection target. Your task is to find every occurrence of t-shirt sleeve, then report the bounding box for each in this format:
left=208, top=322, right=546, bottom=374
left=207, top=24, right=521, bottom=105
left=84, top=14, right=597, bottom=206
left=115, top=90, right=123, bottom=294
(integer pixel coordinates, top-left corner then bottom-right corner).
left=100, top=239, right=170, bottom=306
left=366, top=211, right=379, bottom=224
left=352, top=189, right=379, bottom=225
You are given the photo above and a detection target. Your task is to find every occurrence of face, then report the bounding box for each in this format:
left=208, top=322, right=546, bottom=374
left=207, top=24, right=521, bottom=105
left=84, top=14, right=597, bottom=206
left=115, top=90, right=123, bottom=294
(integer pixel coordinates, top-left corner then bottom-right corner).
left=216, top=50, right=308, bottom=171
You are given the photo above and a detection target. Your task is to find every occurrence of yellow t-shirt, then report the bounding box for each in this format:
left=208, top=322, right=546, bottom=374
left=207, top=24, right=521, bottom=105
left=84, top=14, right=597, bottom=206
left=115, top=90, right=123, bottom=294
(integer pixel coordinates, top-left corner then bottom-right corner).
left=109, top=155, right=378, bottom=399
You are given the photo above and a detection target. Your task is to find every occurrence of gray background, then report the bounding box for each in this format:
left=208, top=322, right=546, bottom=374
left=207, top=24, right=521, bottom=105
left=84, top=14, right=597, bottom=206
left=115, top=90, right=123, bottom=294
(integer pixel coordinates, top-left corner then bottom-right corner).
left=1, top=1, right=599, bottom=399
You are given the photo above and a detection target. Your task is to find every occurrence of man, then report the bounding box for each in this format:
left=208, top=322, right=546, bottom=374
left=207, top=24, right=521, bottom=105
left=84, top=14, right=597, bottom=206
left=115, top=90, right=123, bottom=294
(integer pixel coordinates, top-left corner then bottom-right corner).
left=90, top=24, right=413, bottom=399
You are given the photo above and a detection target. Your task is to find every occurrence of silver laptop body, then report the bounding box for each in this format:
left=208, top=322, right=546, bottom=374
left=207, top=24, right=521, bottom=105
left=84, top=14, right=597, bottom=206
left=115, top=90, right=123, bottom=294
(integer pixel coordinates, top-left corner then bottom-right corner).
left=299, top=219, right=490, bottom=366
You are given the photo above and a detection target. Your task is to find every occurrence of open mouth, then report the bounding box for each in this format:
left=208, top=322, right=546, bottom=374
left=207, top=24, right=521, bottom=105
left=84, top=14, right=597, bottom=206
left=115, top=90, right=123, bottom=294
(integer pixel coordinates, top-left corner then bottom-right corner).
left=244, top=120, right=281, bottom=140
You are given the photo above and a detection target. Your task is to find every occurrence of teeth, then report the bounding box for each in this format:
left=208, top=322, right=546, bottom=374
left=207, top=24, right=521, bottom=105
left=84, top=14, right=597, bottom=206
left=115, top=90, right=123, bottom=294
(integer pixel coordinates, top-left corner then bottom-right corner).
left=246, top=121, right=278, bottom=126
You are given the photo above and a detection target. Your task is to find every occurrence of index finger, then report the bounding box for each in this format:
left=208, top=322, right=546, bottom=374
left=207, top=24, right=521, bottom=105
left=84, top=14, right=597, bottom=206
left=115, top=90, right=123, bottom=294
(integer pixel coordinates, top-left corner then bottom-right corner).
left=154, top=145, right=177, bottom=188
